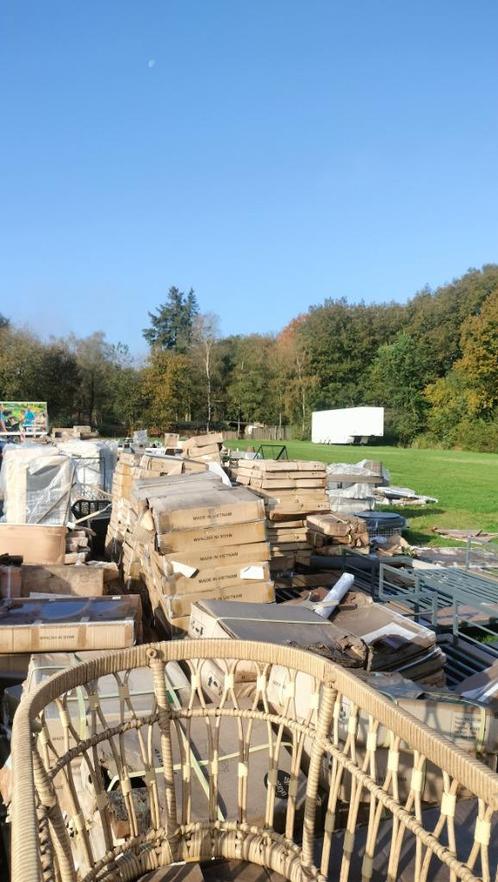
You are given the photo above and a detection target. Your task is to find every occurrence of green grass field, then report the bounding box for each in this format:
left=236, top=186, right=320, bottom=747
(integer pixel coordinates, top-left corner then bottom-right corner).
left=225, top=440, right=498, bottom=546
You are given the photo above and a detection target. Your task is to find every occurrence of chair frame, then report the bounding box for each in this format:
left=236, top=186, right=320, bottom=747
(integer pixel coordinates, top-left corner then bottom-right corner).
left=11, top=639, right=498, bottom=882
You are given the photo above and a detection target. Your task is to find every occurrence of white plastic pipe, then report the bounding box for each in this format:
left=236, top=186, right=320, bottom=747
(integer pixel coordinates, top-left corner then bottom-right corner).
left=313, top=572, right=355, bottom=618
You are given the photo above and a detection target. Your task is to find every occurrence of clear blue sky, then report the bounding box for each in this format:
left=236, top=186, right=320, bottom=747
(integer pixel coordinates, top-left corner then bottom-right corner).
left=2, top=1, right=498, bottom=353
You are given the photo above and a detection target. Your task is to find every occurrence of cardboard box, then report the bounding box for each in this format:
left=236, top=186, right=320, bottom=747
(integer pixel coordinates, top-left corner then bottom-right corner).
left=182, top=432, right=224, bottom=450
left=21, top=564, right=105, bottom=597
left=159, top=561, right=272, bottom=595
left=236, top=460, right=326, bottom=473
left=19, top=651, right=190, bottom=819
left=160, top=541, right=271, bottom=571
left=188, top=600, right=368, bottom=668
left=0, top=652, right=31, bottom=682
left=0, top=524, right=66, bottom=564
left=157, top=520, right=267, bottom=553
left=152, top=486, right=264, bottom=533
left=0, top=595, right=141, bottom=652
left=165, top=581, right=275, bottom=618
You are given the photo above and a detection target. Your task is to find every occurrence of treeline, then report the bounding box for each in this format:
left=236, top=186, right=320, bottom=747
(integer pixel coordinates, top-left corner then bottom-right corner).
left=1, top=266, right=498, bottom=450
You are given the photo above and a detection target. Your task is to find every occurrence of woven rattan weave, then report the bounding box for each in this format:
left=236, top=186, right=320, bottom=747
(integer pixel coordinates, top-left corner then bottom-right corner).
left=11, top=639, right=498, bottom=882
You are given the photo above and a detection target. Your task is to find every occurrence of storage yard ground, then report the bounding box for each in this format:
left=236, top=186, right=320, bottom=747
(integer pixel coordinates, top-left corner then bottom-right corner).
left=225, top=441, right=498, bottom=545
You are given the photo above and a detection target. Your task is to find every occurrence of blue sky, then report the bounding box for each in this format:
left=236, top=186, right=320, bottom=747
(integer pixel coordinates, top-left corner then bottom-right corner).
left=1, top=1, right=498, bottom=353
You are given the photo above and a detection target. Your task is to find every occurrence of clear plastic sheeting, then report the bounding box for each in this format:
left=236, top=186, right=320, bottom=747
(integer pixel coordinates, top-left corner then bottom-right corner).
left=0, top=443, right=75, bottom=525
left=55, top=440, right=117, bottom=502
left=326, top=460, right=388, bottom=513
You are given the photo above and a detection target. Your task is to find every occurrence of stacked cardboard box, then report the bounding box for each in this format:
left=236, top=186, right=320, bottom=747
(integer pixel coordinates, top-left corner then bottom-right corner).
left=232, top=460, right=329, bottom=572
left=306, top=512, right=370, bottom=556
left=139, top=473, right=274, bottom=634
left=105, top=450, right=207, bottom=575
left=180, top=432, right=224, bottom=464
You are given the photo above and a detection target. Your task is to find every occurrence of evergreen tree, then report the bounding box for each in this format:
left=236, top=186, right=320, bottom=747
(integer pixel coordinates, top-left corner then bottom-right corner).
left=143, top=287, right=199, bottom=352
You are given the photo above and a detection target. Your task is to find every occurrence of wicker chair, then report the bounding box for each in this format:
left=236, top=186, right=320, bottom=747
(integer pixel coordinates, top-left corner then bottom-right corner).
left=11, top=639, right=498, bottom=882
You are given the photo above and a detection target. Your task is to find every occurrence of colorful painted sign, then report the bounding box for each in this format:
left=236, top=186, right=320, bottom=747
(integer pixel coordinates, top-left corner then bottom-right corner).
left=0, top=401, right=48, bottom=436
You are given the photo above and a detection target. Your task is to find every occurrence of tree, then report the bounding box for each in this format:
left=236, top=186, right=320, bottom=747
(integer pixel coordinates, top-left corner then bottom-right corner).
left=37, top=341, right=80, bottom=424
left=68, top=332, right=130, bottom=426
left=274, top=317, right=317, bottom=435
left=141, top=349, right=193, bottom=427
left=192, top=313, right=220, bottom=431
left=405, top=265, right=498, bottom=376
left=457, top=287, right=498, bottom=412
left=424, top=370, right=476, bottom=445
left=368, top=332, right=435, bottom=443
left=143, top=287, right=199, bottom=352
left=298, top=299, right=405, bottom=411
left=226, top=335, right=276, bottom=432
left=0, top=325, right=45, bottom=399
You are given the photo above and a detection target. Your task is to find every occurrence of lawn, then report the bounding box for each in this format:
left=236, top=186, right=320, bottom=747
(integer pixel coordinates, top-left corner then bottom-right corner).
left=224, top=440, right=498, bottom=546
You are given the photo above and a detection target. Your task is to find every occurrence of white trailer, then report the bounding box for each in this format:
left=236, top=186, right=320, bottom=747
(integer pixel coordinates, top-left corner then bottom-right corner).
left=311, top=407, right=384, bottom=445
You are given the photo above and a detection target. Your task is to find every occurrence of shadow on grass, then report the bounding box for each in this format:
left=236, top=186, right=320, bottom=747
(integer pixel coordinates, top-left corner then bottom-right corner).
left=404, top=528, right=436, bottom=546
left=380, top=505, right=447, bottom=547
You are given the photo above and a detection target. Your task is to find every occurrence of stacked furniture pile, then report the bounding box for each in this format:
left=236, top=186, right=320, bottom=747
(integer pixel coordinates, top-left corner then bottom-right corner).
left=138, top=472, right=274, bottom=634
left=179, top=432, right=224, bottom=464
left=231, top=459, right=329, bottom=573
left=105, top=450, right=206, bottom=575
left=326, top=460, right=386, bottom=513
left=306, top=512, right=370, bottom=557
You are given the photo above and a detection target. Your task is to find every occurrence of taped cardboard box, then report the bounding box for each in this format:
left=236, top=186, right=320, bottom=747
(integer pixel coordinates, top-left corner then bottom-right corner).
left=269, top=667, right=498, bottom=754
left=182, top=431, right=224, bottom=450
left=0, top=524, right=67, bottom=564
left=151, top=486, right=264, bottom=533
left=157, top=559, right=272, bottom=594
left=157, top=520, right=267, bottom=553
left=165, top=580, right=275, bottom=618
left=160, top=541, right=271, bottom=572
left=0, top=595, right=141, bottom=652
left=267, top=668, right=498, bottom=804
left=235, top=460, right=326, bottom=473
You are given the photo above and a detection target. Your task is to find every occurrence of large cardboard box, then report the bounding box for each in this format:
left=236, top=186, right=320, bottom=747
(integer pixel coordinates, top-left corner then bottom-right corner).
left=19, top=651, right=190, bottom=817
left=0, top=595, right=141, bottom=652
left=0, top=524, right=66, bottom=564
left=151, top=486, right=264, bottom=532
left=165, top=581, right=275, bottom=618
left=160, top=541, right=271, bottom=571
left=188, top=599, right=368, bottom=671
left=267, top=668, right=498, bottom=805
left=158, top=560, right=271, bottom=595
left=157, top=520, right=267, bottom=553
